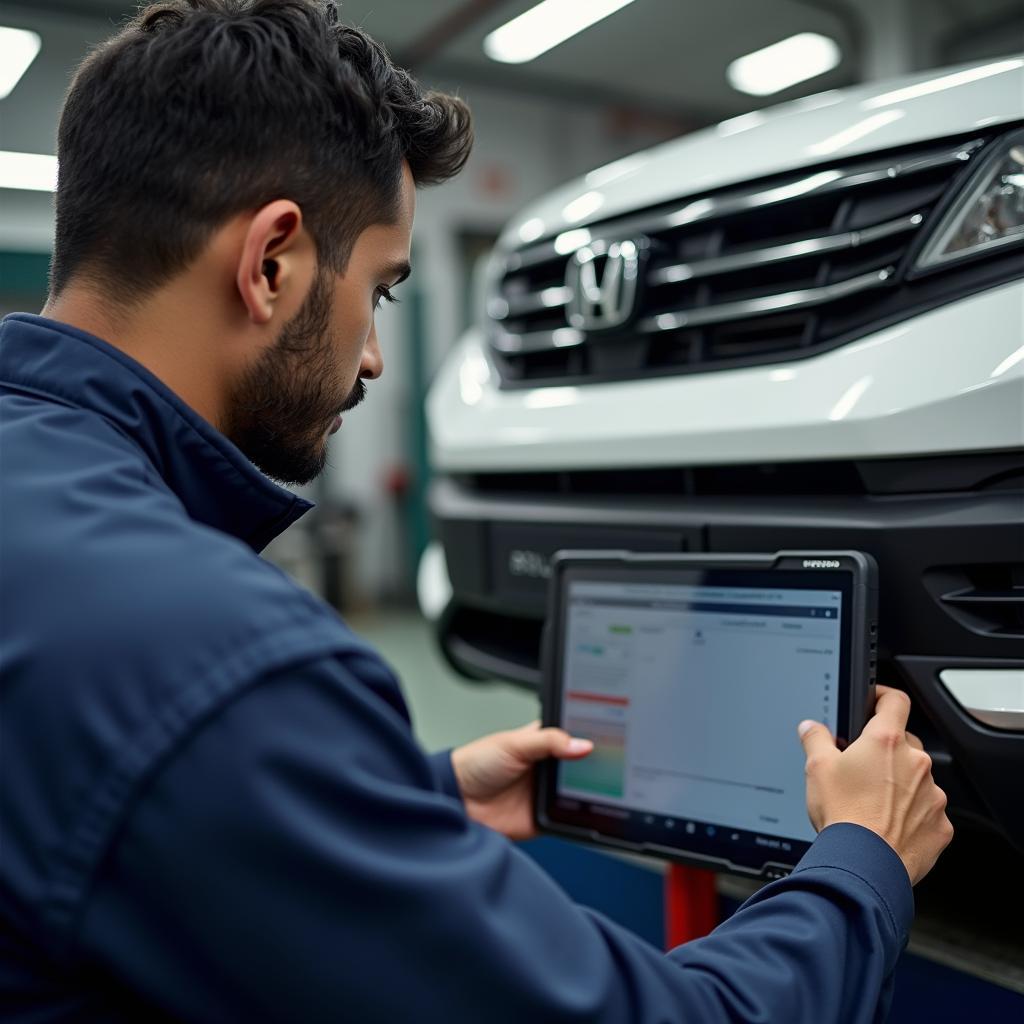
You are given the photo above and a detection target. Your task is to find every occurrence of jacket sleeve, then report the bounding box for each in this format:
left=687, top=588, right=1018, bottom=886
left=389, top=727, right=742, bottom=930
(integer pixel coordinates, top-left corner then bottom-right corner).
left=426, top=747, right=462, bottom=801
left=76, top=654, right=912, bottom=1024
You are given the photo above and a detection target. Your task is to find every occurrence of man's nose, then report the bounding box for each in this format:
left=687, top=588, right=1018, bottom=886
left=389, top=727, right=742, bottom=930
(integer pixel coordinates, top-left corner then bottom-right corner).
left=361, top=325, right=384, bottom=380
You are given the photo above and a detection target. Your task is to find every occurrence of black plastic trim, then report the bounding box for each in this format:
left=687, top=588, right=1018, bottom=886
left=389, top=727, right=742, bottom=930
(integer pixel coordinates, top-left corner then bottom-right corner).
left=457, top=449, right=1024, bottom=500
left=432, top=474, right=1023, bottom=659
left=898, top=656, right=1024, bottom=853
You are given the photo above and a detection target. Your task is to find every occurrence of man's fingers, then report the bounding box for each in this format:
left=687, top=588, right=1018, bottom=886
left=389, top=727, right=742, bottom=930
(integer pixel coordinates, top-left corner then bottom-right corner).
left=870, top=685, right=912, bottom=733
left=905, top=731, right=924, bottom=751
left=510, top=725, right=592, bottom=762
left=798, top=720, right=838, bottom=761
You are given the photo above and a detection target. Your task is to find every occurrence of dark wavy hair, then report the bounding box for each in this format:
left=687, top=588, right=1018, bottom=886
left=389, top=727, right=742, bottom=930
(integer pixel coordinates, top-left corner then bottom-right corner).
left=50, top=0, right=473, bottom=298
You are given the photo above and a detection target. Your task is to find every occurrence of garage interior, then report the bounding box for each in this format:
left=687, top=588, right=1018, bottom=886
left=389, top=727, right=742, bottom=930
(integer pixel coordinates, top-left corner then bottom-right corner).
left=2, top=1, right=1022, bottom=1020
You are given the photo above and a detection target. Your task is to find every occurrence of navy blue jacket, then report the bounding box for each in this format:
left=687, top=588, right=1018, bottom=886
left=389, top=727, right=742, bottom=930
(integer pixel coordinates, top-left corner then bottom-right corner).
left=0, top=312, right=913, bottom=1023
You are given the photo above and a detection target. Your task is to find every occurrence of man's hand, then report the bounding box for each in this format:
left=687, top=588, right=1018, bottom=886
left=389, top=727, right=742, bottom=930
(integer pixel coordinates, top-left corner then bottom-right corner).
left=799, top=685, right=954, bottom=885
left=450, top=721, right=594, bottom=841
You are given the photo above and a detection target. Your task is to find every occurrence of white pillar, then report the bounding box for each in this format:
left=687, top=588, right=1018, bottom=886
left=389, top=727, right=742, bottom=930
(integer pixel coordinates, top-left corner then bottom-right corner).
left=857, top=0, right=947, bottom=81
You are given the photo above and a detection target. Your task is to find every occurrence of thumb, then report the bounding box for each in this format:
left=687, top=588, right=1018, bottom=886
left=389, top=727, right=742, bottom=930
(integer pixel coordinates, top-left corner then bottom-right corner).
left=508, top=724, right=593, bottom=763
left=798, top=719, right=838, bottom=761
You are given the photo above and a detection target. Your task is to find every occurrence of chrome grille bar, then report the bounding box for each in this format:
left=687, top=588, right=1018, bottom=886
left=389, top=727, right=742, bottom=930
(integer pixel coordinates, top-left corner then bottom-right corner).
left=492, top=326, right=585, bottom=354
left=493, top=267, right=896, bottom=353
left=509, top=138, right=983, bottom=271
left=649, top=213, right=923, bottom=286
left=637, top=266, right=895, bottom=333
left=491, top=213, right=921, bottom=320
left=490, top=286, right=572, bottom=320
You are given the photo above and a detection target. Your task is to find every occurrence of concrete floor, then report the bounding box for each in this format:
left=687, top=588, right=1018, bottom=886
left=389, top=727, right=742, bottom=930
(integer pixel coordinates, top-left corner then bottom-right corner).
left=346, top=608, right=541, bottom=754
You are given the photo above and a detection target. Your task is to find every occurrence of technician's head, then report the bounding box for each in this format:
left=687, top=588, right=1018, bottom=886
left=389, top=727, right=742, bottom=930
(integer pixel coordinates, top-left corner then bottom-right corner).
left=49, top=0, right=473, bottom=484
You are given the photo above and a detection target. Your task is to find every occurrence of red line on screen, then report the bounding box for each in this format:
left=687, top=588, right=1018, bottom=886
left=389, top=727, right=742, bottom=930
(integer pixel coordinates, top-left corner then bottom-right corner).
left=566, top=691, right=630, bottom=706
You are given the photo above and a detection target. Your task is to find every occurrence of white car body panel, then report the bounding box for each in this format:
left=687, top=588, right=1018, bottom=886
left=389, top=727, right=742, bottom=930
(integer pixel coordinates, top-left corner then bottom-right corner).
left=430, top=57, right=1024, bottom=474
left=429, top=280, right=1024, bottom=471
left=499, top=57, right=1024, bottom=252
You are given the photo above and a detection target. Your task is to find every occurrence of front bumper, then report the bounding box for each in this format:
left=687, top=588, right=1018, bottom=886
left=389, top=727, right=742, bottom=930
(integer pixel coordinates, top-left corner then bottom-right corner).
left=426, top=466, right=1024, bottom=851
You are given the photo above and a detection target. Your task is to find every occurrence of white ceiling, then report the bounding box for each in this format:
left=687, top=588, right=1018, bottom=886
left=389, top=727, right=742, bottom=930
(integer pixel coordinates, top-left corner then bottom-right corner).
left=436, top=0, right=855, bottom=121
left=3, top=0, right=1022, bottom=155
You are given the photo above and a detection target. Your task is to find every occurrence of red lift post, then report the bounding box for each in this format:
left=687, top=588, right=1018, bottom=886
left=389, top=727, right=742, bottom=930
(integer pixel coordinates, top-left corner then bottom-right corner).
left=665, top=864, right=719, bottom=948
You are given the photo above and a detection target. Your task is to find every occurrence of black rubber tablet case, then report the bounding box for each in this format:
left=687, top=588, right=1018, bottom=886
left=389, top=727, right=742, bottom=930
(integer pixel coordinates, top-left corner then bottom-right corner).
left=535, top=549, right=878, bottom=879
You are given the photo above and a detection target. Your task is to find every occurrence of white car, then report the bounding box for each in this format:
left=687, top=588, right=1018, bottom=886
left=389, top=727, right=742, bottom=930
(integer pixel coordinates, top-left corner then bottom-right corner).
left=421, top=57, right=1024, bottom=854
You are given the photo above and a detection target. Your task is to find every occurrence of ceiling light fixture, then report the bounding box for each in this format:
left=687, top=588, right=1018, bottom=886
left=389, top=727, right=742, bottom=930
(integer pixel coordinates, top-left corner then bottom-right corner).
left=727, top=33, right=841, bottom=97
left=0, top=26, right=42, bottom=100
left=484, top=0, right=637, bottom=65
left=0, top=151, right=58, bottom=191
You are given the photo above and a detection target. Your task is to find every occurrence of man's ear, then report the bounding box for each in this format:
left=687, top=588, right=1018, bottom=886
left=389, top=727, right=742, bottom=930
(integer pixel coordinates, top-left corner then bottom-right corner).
left=235, top=200, right=313, bottom=325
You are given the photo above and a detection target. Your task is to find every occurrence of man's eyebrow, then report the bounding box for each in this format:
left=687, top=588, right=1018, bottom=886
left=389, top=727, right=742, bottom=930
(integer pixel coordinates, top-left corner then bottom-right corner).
left=382, top=260, right=412, bottom=286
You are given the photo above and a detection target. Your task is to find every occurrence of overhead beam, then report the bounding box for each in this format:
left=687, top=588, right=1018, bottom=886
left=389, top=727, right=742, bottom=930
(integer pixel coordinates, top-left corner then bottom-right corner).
left=416, top=56, right=719, bottom=136
left=398, top=0, right=514, bottom=69
left=936, top=4, right=1024, bottom=62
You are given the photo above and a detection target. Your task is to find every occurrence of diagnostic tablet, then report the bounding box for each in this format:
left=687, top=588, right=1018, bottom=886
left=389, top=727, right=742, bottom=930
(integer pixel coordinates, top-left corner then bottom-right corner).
left=536, top=550, right=878, bottom=879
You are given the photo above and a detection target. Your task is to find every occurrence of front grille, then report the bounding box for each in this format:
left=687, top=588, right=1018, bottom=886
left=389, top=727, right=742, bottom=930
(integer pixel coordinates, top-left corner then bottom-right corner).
left=489, top=132, right=1009, bottom=386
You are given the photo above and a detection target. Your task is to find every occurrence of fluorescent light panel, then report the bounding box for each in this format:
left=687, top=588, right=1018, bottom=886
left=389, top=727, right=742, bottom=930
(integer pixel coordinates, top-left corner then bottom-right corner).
left=484, top=0, right=637, bottom=65
left=0, top=26, right=41, bottom=100
left=727, top=33, right=841, bottom=96
left=0, top=151, right=58, bottom=191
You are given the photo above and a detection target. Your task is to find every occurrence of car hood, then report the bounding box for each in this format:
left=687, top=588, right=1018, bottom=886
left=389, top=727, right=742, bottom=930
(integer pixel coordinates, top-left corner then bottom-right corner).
left=498, top=55, right=1024, bottom=251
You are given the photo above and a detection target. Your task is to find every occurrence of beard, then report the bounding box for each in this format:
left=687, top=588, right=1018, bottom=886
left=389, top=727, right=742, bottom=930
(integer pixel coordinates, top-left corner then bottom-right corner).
left=223, top=267, right=365, bottom=486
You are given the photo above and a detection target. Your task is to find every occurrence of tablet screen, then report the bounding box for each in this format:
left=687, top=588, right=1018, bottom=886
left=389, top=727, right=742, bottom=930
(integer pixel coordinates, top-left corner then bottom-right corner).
left=545, top=566, right=856, bottom=872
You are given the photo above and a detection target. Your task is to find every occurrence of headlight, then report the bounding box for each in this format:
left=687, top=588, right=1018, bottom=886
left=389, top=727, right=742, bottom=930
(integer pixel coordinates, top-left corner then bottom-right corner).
left=916, top=128, right=1024, bottom=270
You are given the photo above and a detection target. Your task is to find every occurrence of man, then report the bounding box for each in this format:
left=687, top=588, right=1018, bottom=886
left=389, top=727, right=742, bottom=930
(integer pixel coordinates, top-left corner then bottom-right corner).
left=0, top=2, right=952, bottom=1021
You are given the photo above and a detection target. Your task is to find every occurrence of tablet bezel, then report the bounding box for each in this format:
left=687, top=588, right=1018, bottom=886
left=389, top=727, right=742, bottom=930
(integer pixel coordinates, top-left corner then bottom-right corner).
left=536, top=550, right=877, bottom=880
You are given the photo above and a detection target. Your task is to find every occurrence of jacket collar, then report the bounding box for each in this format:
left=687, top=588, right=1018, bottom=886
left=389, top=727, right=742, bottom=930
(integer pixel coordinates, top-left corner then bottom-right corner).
left=0, top=313, right=313, bottom=552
